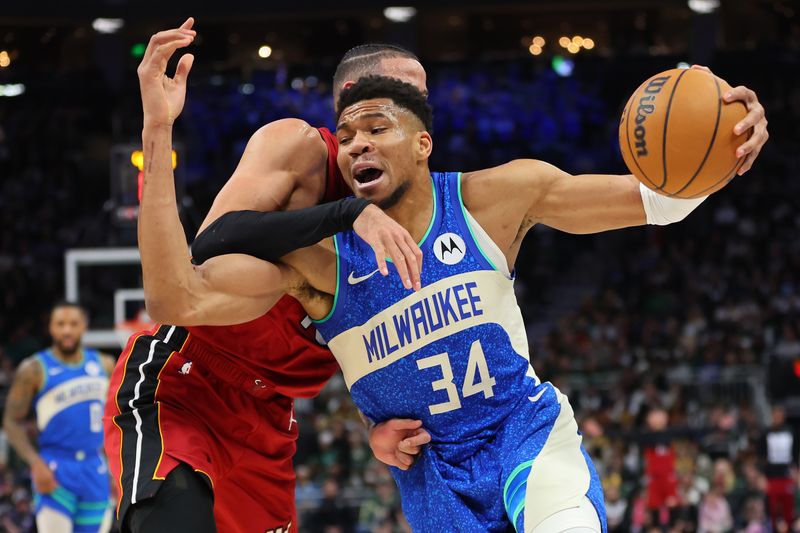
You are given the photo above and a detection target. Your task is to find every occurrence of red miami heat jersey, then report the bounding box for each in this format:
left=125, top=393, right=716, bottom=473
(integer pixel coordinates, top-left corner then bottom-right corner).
left=183, top=127, right=348, bottom=398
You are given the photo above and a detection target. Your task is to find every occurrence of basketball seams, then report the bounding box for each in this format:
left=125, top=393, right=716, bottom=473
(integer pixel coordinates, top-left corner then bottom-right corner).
left=660, top=69, right=689, bottom=192
left=687, top=156, right=745, bottom=198
left=672, top=74, right=723, bottom=197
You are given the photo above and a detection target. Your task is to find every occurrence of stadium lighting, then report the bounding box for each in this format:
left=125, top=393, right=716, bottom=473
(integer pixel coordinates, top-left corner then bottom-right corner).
left=0, top=83, right=25, bottom=96
left=0, top=51, right=10, bottom=68
left=92, top=18, right=125, bottom=34
left=566, top=43, right=580, bottom=54
left=130, top=43, right=146, bottom=58
left=258, top=45, right=273, bottom=59
left=533, top=36, right=545, bottom=47
left=551, top=56, right=574, bottom=77
left=582, top=38, right=595, bottom=50
left=529, top=44, right=542, bottom=56
left=383, top=7, right=417, bottom=23
left=687, top=0, right=720, bottom=14
left=130, top=150, right=176, bottom=171
left=558, top=36, right=570, bottom=48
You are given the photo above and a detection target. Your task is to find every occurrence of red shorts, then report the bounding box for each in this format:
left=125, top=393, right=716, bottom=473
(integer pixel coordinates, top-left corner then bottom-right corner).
left=646, top=476, right=678, bottom=509
left=104, top=325, right=298, bottom=532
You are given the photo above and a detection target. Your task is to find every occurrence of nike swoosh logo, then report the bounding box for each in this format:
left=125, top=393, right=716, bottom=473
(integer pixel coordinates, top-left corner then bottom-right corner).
left=348, top=269, right=380, bottom=285
left=528, top=389, right=546, bottom=403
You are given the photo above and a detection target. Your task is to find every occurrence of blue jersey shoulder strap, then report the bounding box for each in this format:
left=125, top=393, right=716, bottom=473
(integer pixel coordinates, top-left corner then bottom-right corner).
left=34, top=350, right=52, bottom=392
left=443, top=171, right=510, bottom=277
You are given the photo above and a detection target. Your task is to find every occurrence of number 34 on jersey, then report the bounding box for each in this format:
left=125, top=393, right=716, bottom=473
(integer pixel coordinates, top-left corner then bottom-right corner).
left=417, top=339, right=496, bottom=415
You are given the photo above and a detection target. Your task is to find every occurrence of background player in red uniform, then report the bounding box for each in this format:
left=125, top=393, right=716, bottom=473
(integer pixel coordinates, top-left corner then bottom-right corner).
left=104, top=18, right=431, bottom=533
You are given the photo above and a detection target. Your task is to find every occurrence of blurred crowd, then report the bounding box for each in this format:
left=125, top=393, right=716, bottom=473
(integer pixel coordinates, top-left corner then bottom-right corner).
left=1, top=48, right=799, bottom=532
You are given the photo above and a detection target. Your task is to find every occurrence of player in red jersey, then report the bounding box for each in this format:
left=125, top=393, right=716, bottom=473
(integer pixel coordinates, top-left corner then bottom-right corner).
left=104, top=18, right=431, bottom=533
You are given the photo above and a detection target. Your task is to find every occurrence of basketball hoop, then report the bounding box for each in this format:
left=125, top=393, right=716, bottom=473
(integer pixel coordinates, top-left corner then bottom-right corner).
left=114, top=308, right=156, bottom=348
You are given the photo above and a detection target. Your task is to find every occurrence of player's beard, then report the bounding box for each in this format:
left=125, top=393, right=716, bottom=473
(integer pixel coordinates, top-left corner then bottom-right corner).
left=54, top=338, right=80, bottom=356
left=377, top=181, right=410, bottom=210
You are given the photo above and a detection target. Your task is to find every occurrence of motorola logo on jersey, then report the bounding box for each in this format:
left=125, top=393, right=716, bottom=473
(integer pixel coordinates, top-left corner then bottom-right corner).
left=433, top=233, right=466, bottom=265
left=85, top=360, right=101, bottom=377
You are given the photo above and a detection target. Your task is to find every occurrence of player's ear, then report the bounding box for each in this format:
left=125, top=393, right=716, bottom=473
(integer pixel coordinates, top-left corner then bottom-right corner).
left=342, top=80, right=356, bottom=91
left=416, top=131, right=432, bottom=160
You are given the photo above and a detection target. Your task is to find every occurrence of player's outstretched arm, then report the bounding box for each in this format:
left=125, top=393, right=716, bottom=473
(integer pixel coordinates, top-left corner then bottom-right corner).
left=462, top=160, right=649, bottom=238
left=137, top=19, right=295, bottom=326
left=465, top=158, right=717, bottom=241
left=140, top=110, right=294, bottom=326
left=514, top=160, right=650, bottom=234
left=464, top=72, right=768, bottom=240
left=2, top=357, right=58, bottom=494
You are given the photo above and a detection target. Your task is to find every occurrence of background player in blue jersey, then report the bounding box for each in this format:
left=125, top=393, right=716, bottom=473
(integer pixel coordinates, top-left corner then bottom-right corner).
left=136, top=69, right=768, bottom=531
left=3, top=302, right=116, bottom=533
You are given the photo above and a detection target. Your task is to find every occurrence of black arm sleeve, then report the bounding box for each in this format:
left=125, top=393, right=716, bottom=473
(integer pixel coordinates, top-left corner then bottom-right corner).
left=190, top=197, right=371, bottom=264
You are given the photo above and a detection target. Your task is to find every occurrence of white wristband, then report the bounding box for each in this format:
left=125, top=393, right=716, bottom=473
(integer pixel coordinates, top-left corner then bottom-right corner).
left=639, top=182, right=708, bottom=226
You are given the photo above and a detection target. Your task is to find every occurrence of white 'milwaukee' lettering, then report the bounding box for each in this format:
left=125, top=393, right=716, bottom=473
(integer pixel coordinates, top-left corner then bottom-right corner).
left=36, top=376, right=109, bottom=430
left=328, top=270, right=533, bottom=389
left=362, top=281, right=483, bottom=364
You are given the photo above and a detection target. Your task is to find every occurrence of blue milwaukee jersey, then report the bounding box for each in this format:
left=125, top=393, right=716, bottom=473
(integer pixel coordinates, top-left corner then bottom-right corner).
left=33, top=349, right=108, bottom=453
left=315, top=172, right=550, bottom=461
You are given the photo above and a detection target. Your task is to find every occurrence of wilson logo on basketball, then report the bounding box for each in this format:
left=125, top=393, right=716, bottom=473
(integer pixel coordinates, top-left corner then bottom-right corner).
left=633, top=75, right=671, bottom=157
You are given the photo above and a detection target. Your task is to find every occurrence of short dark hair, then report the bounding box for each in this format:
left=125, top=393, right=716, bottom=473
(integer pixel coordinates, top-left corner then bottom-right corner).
left=51, top=301, right=88, bottom=320
left=332, top=44, right=419, bottom=99
left=336, top=75, right=433, bottom=132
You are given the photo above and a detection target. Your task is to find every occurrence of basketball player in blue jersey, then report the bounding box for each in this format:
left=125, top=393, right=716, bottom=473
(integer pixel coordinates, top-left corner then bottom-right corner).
left=3, top=302, right=116, bottom=533
left=136, top=67, right=768, bottom=530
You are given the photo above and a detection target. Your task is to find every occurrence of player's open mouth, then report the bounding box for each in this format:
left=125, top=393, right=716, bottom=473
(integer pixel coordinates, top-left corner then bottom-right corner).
left=354, top=167, right=384, bottom=184
left=351, top=160, right=387, bottom=192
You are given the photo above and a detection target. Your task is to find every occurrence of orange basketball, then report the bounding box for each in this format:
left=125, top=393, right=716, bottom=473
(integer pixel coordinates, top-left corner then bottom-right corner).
left=619, top=68, right=749, bottom=198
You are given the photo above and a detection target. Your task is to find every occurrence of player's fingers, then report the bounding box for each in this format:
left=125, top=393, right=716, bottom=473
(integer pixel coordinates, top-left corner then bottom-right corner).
left=398, top=434, right=431, bottom=455
left=180, top=17, right=195, bottom=31
left=407, top=428, right=432, bottom=446
left=404, top=234, right=423, bottom=291
left=732, top=105, right=765, bottom=139
left=738, top=152, right=756, bottom=175
left=690, top=64, right=711, bottom=73
left=174, top=53, right=195, bottom=87
left=398, top=439, right=427, bottom=455
left=372, top=246, right=389, bottom=276
left=385, top=418, right=423, bottom=431
left=723, top=85, right=757, bottom=106
left=394, top=451, right=416, bottom=469
left=144, top=29, right=196, bottom=60
left=736, top=126, right=767, bottom=174
left=140, top=37, right=194, bottom=76
left=156, top=37, right=195, bottom=60
left=738, top=146, right=761, bottom=175
left=396, top=238, right=421, bottom=292
left=385, top=240, right=412, bottom=289
left=735, top=125, right=766, bottom=157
